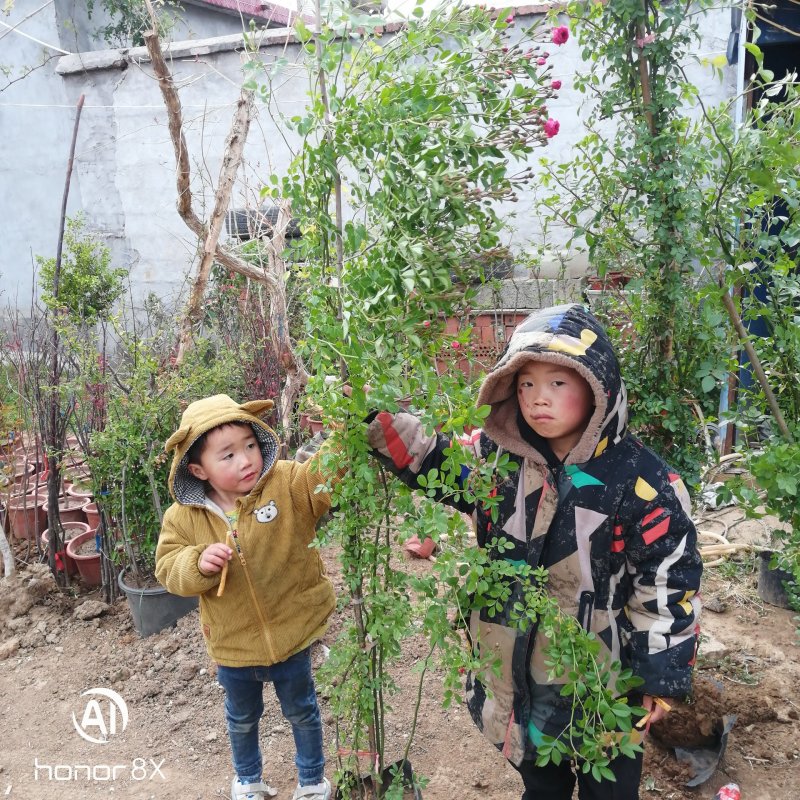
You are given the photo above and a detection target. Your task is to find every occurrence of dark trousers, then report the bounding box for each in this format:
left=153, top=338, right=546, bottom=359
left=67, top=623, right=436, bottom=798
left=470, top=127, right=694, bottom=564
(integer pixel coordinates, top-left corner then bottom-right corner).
left=512, top=751, right=643, bottom=800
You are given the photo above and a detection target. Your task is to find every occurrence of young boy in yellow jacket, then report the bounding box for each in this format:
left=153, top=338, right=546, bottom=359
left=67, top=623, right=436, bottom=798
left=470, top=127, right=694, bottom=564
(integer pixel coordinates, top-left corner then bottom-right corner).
left=155, top=394, right=335, bottom=800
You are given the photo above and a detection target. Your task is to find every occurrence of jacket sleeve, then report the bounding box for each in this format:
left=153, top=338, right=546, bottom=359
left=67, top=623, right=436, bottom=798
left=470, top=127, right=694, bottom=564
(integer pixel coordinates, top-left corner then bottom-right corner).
left=155, top=506, right=222, bottom=597
left=365, top=411, right=477, bottom=515
left=287, top=452, right=335, bottom=532
left=621, top=468, right=702, bottom=698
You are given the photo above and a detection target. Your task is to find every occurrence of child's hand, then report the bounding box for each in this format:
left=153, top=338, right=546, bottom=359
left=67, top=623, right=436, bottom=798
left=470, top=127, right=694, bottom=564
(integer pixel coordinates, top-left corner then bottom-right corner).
left=199, top=543, right=233, bottom=575
left=638, top=695, right=673, bottom=733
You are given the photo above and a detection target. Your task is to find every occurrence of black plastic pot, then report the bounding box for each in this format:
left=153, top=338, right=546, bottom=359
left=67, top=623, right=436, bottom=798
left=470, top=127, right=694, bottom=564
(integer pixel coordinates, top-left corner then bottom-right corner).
left=757, top=550, right=794, bottom=609
left=118, top=569, right=198, bottom=637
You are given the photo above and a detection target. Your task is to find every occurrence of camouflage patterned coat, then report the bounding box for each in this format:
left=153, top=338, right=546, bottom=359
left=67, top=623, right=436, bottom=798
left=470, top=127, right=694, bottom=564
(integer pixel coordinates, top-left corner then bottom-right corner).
left=366, top=303, right=702, bottom=765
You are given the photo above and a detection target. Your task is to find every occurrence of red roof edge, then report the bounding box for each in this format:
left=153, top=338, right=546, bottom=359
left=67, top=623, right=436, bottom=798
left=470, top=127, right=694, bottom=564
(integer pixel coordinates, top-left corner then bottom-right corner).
left=187, top=0, right=314, bottom=26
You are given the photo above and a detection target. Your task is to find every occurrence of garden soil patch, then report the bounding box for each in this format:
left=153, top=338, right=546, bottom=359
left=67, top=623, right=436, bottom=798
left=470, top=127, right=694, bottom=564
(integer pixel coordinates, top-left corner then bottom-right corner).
left=1, top=508, right=799, bottom=800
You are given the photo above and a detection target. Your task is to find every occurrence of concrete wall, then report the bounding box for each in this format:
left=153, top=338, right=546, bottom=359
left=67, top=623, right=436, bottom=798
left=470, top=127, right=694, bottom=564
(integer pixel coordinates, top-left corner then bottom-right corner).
left=0, top=0, right=288, bottom=313
left=1, top=0, right=79, bottom=311
left=0, top=5, right=736, bottom=315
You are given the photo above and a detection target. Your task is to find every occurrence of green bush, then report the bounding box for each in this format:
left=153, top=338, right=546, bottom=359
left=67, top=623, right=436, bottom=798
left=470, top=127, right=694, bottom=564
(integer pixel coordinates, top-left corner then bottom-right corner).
left=37, top=216, right=127, bottom=323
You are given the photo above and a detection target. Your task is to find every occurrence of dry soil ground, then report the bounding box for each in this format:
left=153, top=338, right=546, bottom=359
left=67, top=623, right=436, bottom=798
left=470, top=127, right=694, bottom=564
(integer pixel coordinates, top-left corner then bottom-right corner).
left=1, top=505, right=799, bottom=800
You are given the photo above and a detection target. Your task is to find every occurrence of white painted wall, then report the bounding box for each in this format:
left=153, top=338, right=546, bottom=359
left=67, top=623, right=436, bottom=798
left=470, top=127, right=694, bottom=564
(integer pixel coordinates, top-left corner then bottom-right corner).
left=0, top=0, right=290, bottom=314
left=0, top=4, right=736, bottom=315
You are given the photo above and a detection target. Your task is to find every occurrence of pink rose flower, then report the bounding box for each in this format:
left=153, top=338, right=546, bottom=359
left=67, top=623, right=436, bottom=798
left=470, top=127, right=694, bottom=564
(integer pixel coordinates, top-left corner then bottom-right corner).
left=551, top=79, right=562, bottom=90
left=505, top=14, right=514, bottom=23
left=537, top=57, right=547, bottom=66
left=551, top=25, right=569, bottom=45
left=543, top=118, right=560, bottom=138
left=451, top=341, right=461, bottom=350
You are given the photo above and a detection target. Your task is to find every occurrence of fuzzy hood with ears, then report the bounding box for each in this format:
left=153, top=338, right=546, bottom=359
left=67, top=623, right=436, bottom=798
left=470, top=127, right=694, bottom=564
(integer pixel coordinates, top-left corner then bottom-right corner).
left=476, top=303, right=628, bottom=464
left=165, top=394, right=280, bottom=505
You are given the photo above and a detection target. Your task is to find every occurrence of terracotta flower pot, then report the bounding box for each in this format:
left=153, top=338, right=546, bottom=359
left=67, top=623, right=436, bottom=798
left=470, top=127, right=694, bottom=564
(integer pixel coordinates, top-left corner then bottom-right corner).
left=308, top=418, right=324, bottom=435
left=83, top=502, right=101, bottom=530
left=62, top=448, right=86, bottom=473
left=403, top=534, right=436, bottom=559
left=66, top=530, right=102, bottom=587
left=9, top=462, right=35, bottom=492
left=7, top=493, right=48, bottom=540
left=42, top=521, right=90, bottom=577
left=40, top=495, right=88, bottom=525
left=66, top=484, right=94, bottom=502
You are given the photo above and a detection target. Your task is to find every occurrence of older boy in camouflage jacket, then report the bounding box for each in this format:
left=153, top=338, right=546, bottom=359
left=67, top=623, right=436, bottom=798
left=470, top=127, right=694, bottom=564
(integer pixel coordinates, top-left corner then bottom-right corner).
left=365, top=303, right=702, bottom=800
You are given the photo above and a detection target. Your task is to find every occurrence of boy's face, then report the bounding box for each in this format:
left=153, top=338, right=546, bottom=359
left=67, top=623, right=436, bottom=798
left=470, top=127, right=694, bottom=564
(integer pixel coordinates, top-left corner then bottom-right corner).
left=187, top=424, right=263, bottom=504
left=516, top=361, right=595, bottom=460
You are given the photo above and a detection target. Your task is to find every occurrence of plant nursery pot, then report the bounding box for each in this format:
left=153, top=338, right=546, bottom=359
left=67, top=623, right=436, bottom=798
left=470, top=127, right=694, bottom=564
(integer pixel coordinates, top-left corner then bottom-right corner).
left=308, top=417, right=324, bottom=435
left=118, top=569, right=198, bottom=637
left=757, top=550, right=795, bottom=609
left=8, top=461, right=35, bottom=493
left=65, top=530, right=102, bottom=587
left=66, top=483, right=94, bottom=502
left=7, top=493, right=48, bottom=540
left=83, top=502, right=101, bottom=530
left=42, top=521, right=90, bottom=577
left=403, top=534, right=436, bottom=559
left=42, top=495, right=88, bottom=525
left=13, top=454, right=37, bottom=475
left=62, top=449, right=86, bottom=472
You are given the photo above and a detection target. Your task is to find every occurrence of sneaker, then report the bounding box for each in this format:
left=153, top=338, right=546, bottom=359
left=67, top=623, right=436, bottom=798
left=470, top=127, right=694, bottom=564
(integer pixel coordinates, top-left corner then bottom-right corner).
left=231, top=777, right=278, bottom=800
left=292, top=777, right=331, bottom=800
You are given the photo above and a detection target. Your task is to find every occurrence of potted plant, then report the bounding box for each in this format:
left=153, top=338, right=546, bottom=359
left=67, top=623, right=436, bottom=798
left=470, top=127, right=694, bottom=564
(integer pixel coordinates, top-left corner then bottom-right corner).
left=719, top=439, right=800, bottom=610
left=42, top=519, right=89, bottom=577
left=87, top=319, right=243, bottom=635
left=66, top=529, right=102, bottom=586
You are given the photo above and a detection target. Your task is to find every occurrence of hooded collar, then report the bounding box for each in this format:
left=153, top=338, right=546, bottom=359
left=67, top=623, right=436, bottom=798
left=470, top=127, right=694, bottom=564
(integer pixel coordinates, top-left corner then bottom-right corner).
left=476, top=303, right=628, bottom=466
left=165, top=394, right=280, bottom=505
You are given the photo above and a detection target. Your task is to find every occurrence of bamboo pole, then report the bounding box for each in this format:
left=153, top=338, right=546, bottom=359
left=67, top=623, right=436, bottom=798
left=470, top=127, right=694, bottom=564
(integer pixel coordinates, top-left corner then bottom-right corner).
left=46, top=93, right=85, bottom=587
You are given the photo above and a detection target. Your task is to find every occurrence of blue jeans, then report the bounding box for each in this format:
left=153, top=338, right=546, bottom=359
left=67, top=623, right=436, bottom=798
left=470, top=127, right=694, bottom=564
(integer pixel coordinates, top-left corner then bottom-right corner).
left=216, top=647, right=325, bottom=785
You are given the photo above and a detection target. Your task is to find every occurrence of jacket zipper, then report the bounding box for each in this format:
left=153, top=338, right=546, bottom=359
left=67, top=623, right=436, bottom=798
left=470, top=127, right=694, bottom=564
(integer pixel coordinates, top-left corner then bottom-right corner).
left=219, top=511, right=278, bottom=664
left=548, top=463, right=596, bottom=633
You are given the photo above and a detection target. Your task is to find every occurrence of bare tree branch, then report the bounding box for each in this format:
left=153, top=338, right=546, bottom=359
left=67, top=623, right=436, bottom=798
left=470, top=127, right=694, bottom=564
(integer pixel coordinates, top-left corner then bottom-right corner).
left=175, top=88, right=255, bottom=363
left=142, top=13, right=308, bottom=430
left=143, top=29, right=277, bottom=290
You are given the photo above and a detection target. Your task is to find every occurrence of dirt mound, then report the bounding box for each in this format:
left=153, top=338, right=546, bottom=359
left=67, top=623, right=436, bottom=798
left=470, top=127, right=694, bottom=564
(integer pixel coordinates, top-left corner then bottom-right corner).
left=2, top=521, right=800, bottom=800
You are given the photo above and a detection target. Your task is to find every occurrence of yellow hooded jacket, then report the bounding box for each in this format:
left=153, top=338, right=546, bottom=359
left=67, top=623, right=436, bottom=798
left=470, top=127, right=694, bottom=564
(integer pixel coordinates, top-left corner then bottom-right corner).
left=155, top=394, right=336, bottom=667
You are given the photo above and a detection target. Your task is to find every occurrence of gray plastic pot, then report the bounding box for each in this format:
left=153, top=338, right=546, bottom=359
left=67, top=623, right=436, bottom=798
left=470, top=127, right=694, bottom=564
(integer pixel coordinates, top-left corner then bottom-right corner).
left=118, top=569, right=198, bottom=637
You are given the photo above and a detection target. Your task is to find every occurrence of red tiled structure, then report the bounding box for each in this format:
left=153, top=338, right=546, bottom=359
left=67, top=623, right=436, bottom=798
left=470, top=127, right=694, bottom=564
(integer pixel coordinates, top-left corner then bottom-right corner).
left=184, top=0, right=310, bottom=26
left=436, top=279, right=583, bottom=381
